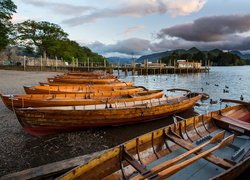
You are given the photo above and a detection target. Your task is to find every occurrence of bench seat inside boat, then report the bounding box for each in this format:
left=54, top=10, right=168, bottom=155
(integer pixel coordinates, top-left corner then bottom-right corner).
left=132, top=130, right=250, bottom=180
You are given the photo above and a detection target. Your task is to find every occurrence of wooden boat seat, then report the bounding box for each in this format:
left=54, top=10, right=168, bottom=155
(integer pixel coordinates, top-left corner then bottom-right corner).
left=213, top=114, right=250, bottom=135
left=239, top=113, right=250, bottom=123
left=225, top=108, right=250, bottom=123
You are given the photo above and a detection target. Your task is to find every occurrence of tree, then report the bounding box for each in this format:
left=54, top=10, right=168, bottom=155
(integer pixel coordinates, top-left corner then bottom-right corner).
left=0, top=0, right=16, bottom=51
left=15, top=20, right=68, bottom=57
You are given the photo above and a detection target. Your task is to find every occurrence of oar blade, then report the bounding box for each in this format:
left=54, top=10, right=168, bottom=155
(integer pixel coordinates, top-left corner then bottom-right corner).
left=210, top=131, right=225, bottom=144
left=219, top=134, right=235, bottom=149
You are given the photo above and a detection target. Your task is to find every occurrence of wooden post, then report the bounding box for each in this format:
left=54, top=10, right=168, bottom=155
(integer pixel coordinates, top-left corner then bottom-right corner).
left=104, top=58, right=106, bottom=67
left=55, top=56, right=58, bottom=71
left=118, top=61, right=120, bottom=76
left=23, top=56, right=26, bottom=71
left=87, top=57, right=90, bottom=71
left=200, top=60, right=202, bottom=73
left=160, top=60, right=162, bottom=75
left=174, top=60, right=176, bottom=74
left=40, top=56, right=43, bottom=71
left=186, top=59, right=188, bottom=74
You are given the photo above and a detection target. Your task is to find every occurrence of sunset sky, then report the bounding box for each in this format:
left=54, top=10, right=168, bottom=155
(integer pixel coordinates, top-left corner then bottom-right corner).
left=13, top=0, right=250, bottom=57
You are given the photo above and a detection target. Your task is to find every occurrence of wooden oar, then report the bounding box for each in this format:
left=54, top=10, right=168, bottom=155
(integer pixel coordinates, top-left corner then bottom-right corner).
left=132, top=131, right=225, bottom=180
left=153, top=134, right=235, bottom=180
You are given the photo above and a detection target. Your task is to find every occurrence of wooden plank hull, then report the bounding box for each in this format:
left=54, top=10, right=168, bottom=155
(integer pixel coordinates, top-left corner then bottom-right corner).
left=65, top=71, right=115, bottom=77
left=39, top=81, right=133, bottom=86
left=24, top=84, right=140, bottom=94
left=48, top=77, right=119, bottom=84
left=56, top=104, right=249, bottom=180
left=14, top=95, right=202, bottom=136
left=55, top=74, right=117, bottom=79
left=1, top=90, right=164, bottom=110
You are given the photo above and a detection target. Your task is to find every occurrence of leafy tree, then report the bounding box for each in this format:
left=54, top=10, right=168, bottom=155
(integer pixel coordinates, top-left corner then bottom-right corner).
left=180, top=53, right=192, bottom=60
left=15, top=20, right=68, bottom=57
left=15, top=20, right=107, bottom=65
left=0, top=0, right=16, bottom=51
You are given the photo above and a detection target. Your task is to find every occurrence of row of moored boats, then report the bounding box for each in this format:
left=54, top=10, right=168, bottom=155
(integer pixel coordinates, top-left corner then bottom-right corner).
left=1, top=71, right=205, bottom=136
left=1, top=70, right=249, bottom=179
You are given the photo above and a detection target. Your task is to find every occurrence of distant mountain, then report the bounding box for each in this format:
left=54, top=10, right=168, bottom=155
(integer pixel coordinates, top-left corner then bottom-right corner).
left=209, top=49, right=223, bottom=56
left=137, top=51, right=171, bottom=62
left=187, top=47, right=200, bottom=54
left=137, top=47, right=247, bottom=66
left=107, top=57, right=132, bottom=64
left=231, top=51, right=250, bottom=60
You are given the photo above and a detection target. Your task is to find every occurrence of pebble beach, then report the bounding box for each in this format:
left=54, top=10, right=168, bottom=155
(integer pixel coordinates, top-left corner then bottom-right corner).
left=0, top=70, right=111, bottom=176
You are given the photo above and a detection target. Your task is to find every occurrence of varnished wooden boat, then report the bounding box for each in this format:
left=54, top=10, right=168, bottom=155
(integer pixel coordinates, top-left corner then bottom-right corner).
left=24, top=84, right=137, bottom=94
left=55, top=74, right=117, bottom=79
left=57, top=100, right=250, bottom=180
left=39, top=81, right=133, bottom=86
left=48, top=77, right=120, bottom=84
left=65, top=71, right=115, bottom=77
left=14, top=90, right=203, bottom=136
left=1, top=90, right=164, bottom=110
left=2, top=100, right=249, bottom=179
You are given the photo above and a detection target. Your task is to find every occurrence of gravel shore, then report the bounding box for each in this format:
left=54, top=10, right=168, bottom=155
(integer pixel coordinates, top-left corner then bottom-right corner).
left=0, top=70, right=178, bottom=176
left=0, top=70, right=111, bottom=176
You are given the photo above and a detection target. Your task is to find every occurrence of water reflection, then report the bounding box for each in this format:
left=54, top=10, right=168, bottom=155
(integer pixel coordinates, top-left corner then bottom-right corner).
left=118, top=66, right=250, bottom=114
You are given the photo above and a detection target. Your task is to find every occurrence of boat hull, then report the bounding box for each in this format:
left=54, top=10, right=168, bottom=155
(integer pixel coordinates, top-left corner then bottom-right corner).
left=14, top=95, right=201, bottom=136
left=1, top=90, right=163, bottom=110
left=48, top=77, right=119, bottom=84
left=39, top=81, right=132, bottom=86
left=24, top=85, right=141, bottom=94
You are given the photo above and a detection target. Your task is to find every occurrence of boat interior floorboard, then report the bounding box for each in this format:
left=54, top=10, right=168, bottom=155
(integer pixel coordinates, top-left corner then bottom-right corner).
left=130, top=129, right=249, bottom=180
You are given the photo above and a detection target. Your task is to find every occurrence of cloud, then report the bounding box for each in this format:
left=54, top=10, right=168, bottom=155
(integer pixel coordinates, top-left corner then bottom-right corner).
left=87, top=34, right=250, bottom=57
left=151, top=35, right=250, bottom=52
left=122, top=25, right=145, bottom=36
left=88, top=38, right=152, bottom=56
left=62, top=0, right=206, bottom=26
left=22, top=0, right=96, bottom=16
left=158, top=14, right=250, bottom=42
left=11, top=14, right=31, bottom=24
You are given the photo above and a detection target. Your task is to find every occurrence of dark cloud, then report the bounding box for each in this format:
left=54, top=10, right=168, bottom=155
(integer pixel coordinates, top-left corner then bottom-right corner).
left=158, top=14, right=250, bottom=42
left=22, top=0, right=95, bottom=16
left=151, top=35, right=250, bottom=52
left=87, top=35, right=250, bottom=57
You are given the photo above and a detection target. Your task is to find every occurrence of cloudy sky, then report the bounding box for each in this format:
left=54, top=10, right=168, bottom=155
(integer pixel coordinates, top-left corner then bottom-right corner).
left=13, top=0, right=250, bottom=57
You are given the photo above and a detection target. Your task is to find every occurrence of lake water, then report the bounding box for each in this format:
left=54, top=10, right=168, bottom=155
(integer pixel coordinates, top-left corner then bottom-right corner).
left=121, top=66, right=250, bottom=113
left=1, top=66, right=249, bottom=176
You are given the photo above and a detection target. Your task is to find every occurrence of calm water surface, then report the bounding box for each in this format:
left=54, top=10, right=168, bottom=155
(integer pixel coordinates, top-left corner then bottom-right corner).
left=121, top=66, right=250, bottom=113
left=1, top=66, right=249, bottom=176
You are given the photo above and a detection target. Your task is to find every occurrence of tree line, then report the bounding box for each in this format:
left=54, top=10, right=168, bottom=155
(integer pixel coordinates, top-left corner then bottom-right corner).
left=160, top=47, right=246, bottom=66
left=0, top=0, right=107, bottom=65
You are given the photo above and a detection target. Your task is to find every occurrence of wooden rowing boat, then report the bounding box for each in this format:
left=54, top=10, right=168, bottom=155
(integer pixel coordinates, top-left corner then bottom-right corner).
left=14, top=91, right=203, bottom=136
left=39, top=81, right=133, bottom=86
left=2, top=100, right=249, bottom=179
left=48, top=77, right=120, bottom=84
left=57, top=100, right=250, bottom=180
left=24, top=84, right=137, bottom=94
left=1, top=90, right=164, bottom=110
left=55, top=74, right=117, bottom=79
left=65, top=71, right=115, bottom=77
